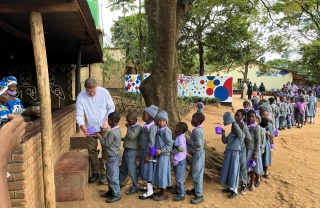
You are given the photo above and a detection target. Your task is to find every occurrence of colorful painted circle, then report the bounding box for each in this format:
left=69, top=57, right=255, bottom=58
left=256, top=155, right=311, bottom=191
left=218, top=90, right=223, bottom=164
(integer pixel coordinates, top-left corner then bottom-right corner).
left=207, top=76, right=215, bottom=80
left=206, top=88, right=213, bottom=96
left=207, top=80, right=215, bottom=89
left=214, top=79, right=220, bottom=86
left=200, top=80, right=205, bottom=85
left=214, top=86, right=229, bottom=101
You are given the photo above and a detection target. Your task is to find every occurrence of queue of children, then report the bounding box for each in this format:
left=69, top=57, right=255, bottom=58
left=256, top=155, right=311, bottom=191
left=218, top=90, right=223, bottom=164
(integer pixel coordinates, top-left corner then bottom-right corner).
left=218, top=90, right=317, bottom=199
left=97, top=105, right=206, bottom=204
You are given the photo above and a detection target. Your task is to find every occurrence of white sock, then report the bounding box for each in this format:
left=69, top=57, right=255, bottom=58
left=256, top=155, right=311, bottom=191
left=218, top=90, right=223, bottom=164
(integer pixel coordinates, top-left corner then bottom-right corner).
left=233, top=187, right=238, bottom=194
left=311, top=117, right=314, bottom=123
left=146, top=183, right=153, bottom=195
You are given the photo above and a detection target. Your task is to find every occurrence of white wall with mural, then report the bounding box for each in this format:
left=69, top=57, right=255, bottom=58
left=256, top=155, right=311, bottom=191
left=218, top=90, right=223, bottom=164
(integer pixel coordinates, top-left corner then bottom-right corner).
left=125, top=74, right=233, bottom=103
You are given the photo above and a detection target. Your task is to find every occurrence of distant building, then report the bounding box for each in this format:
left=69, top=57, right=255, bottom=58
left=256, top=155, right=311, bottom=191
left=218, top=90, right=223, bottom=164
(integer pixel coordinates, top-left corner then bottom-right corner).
left=208, top=64, right=307, bottom=91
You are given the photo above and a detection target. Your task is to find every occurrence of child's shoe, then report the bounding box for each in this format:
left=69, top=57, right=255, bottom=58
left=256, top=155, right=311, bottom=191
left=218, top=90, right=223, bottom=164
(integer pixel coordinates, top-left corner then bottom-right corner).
left=186, top=189, right=195, bottom=196
left=240, top=185, right=247, bottom=195
left=190, top=196, right=204, bottom=204
left=173, top=196, right=185, bottom=201
left=228, top=191, right=237, bottom=199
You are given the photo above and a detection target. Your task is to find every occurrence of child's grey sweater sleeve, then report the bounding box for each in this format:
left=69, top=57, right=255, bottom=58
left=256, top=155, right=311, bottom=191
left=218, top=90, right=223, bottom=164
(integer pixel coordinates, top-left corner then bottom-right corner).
left=160, top=129, right=173, bottom=154
left=254, top=126, right=261, bottom=154
left=232, top=122, right=245, bottom=143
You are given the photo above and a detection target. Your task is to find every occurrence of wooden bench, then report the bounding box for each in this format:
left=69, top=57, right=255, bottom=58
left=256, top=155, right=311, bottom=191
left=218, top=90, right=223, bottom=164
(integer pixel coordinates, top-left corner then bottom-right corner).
left=54, top=152, right=89, bottom=202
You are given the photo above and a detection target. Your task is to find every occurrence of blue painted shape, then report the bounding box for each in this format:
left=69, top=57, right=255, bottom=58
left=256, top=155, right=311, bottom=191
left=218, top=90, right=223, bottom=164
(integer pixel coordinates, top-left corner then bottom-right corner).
left=207, top=76, right=215, bottom=80
left=214, top=86, right=229, bottom=101
left=279, top=70, right=289, bottom=77
left=214, top=79, right=220, bottom=86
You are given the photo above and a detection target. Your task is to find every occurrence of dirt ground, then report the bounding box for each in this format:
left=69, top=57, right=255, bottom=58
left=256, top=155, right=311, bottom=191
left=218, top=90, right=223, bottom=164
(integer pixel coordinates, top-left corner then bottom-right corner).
left=57, top=96, right=320, bottom=208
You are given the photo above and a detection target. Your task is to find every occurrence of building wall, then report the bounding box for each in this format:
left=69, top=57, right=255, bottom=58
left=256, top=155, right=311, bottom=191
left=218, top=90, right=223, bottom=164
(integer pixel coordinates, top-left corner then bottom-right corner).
left=7, top=106, right=76, bottom=208
left=209, top=65, right=293, bottom=91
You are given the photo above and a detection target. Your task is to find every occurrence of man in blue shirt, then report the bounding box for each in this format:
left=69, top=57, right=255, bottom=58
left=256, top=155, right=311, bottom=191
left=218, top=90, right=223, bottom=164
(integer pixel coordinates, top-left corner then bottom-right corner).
left=76, top=78, right=115, bottom=184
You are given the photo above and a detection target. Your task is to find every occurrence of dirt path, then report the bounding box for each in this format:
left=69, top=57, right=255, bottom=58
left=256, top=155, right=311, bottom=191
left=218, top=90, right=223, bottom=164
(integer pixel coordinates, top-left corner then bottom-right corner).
left=57, top=97, right=320, bottom=208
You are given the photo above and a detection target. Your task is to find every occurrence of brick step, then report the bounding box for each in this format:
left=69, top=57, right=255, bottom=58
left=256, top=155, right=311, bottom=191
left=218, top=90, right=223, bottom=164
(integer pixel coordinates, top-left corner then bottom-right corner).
left=70, top=132, right=87, bottom=149
left=54, top=152, right=89, bottom=202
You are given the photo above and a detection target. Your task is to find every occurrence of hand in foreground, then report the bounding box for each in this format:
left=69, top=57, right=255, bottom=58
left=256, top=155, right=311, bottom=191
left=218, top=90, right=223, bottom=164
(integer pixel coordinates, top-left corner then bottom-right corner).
left=144, top=156, right=150, bottom=163
left=0, top=114, right=26, bottom=166
left=156, top=149, right=162, bottom=156
left=102, top=119, right=109, bottom=129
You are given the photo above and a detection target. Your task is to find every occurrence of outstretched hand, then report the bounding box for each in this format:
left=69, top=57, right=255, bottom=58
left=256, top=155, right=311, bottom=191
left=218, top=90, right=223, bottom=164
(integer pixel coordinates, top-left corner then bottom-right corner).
left=0, top=114, right=26, bottom=166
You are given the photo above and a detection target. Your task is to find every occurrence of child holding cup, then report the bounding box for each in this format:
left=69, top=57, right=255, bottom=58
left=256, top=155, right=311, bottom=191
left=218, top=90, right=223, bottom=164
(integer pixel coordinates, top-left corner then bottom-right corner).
left=220, top=112, right=245, bottom=199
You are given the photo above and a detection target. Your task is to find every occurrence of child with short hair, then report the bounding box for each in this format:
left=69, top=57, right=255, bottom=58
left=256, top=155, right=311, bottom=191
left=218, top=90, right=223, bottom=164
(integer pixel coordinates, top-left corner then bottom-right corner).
left=277, top=96, right=287, bottom=130
left=260, top=111, right=274, bottom=178
left=119, top=112, right=142, bottom=195
left=220, top=112, right=245, bottom=199
left=98, top=112, right=122, bottom=203
left=186, top=113, right=206, bottom=204
left=296, top=97, right=306, bottom=128
left=152, top=111, right=173, bottom=201
left=138, top=105, right=158, bottom=199
left=195, top=99, right=205, bottom=113
left=234, top=109, right=252, bottom=194
left=171, top=122, right=188, bottom=201
left=307, top=91, right=317, bottom=124
left=245, top=110, right=262, bottom=191
left=243, top=100, right=252, bottom=113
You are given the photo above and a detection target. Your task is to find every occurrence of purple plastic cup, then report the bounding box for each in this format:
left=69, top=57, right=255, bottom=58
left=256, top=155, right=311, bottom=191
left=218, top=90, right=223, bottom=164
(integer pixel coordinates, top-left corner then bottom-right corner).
left=274, top=129, right=278, bottom=136
left=247, top=159, right=256, bottom=167
left=150, top=146, right=158, bottom=156
left=270, top=144, right=275, bottom=149
left=87, top=127, right=95, bottom=135
left=215, top=126, right=222, bottom=134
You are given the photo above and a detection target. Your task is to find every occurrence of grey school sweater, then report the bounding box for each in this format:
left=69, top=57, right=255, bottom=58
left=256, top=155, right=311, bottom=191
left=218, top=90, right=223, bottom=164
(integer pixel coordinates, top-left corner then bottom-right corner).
left=188, top=127, right=205, bottom=155
left=140, top=123, right=157, bottom=150
left=123, top=124, right=142, bottom=150
left=222, top=122, right=245, bottom=151
left=154, top=127, right=173, bottom=156
left=245, top=124, right=261, bottom=154
left=100, top=128, right=122, bottom=157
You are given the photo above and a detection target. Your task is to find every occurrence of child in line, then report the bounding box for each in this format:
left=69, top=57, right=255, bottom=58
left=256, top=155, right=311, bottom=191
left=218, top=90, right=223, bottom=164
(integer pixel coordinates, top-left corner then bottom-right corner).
left=171, top=122, right=188, bottom=201
left=245, top=110, right=262, bottom=191
left=296, top=97, right=306, bottom=128
left=243, top=100, right=252, bottom=113
left=119, top=112, right=142, bottom=195
left=138, top=105, right=158, bottom=199
left=269, top=97, right=279, bottom=132
left=220, top=112, right=245, bottom=199
left=234, top=109, right=252, bottom=194
left=152, top=111, right=173, bottom=201
left=98, top=112, right=122, bottom=203
left=260, top=111, right=274, bottom=178
left=278, top=96, right=287, bottom=130
left=195, top=99, right=205, bottom=113
left=307, top=91, right=317, bottom=124
left=186, top=113, right=206, bottom=204
left=287, top=97, right=295, bottom=128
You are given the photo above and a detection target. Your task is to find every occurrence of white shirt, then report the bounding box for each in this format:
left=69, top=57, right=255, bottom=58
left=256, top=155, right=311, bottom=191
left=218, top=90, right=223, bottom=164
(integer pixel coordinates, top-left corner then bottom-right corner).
left=243, top=82, right=248, bottom=90
left=76, top=86, right=115, bottom=132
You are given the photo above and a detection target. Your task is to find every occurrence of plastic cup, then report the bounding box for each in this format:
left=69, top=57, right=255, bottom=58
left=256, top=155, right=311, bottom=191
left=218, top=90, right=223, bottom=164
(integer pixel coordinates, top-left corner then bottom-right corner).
left=87, top=127, right=95, bottom=135
left=274, top=129, right=278, bottom=136
left=270, top=144, right=275, bottom=149
left=215, top=126, right=222, bottom=134
left=247, top=159, right=256, bottom=167
left=150, top=146, right=158, bottom=156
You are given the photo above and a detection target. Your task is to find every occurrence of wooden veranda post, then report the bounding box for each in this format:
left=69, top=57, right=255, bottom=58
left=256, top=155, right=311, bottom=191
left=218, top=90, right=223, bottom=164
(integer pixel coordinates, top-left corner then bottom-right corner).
left=30, top=12, right=56, bottom=207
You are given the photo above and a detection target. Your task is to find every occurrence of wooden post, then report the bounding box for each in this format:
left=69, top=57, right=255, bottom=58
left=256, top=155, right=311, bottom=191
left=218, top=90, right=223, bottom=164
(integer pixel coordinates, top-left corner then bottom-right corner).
left=30, top=12, right=56, bottom=207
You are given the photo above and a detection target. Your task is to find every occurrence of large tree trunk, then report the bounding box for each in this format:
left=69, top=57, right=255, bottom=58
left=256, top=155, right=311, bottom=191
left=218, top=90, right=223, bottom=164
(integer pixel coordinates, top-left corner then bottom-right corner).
left=199, top=41, right=204, bottom=76
left=141, top=0, right=189, bottom=128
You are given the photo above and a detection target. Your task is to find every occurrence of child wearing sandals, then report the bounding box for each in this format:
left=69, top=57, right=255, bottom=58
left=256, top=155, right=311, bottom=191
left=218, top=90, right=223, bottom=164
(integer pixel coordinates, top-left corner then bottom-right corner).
left=220, top=112, right=245, bottom=199
left=245, top=110, right=262, bottom=191
left=171, top=122, right=188, bottom=201
left=234, top=109, right=252, bottom=195
left=260, top=111, right=274, bottom=179
left=186, top=113, right=206, bottom=204
left=152, top=111, right=173, bottom=201
left=138, top=105, right=158, bottom=199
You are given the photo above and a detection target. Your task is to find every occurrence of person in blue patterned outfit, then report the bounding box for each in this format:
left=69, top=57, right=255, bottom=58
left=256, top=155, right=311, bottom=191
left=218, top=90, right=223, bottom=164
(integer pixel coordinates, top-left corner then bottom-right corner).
left=0, top=80, right=10, bottom=128
left=152, top=110, right=173, bottom=201
left=186, top=112, right=206, bottom=204
left=2, top=76, right=24, bottom=115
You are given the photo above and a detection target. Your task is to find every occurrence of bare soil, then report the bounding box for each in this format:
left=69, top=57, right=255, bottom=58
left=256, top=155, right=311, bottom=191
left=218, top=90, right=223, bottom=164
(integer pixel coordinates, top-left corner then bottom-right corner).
left=57, top=96, right=320, bottom=208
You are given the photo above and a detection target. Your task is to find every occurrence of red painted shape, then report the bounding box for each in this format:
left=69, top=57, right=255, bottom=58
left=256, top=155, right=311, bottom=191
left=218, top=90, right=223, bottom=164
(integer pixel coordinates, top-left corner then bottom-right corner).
left=223, top=78, right=233, bottom=97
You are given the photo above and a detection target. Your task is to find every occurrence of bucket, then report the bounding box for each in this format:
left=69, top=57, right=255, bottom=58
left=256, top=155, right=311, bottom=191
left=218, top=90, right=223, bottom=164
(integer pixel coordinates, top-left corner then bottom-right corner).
left=247, top=159, right=256, bottom=167
left=215, top=126, right=222, bottom=134
left=87, top=127, right=95, bottom=135
left=150, top=146, right=158, bottom=156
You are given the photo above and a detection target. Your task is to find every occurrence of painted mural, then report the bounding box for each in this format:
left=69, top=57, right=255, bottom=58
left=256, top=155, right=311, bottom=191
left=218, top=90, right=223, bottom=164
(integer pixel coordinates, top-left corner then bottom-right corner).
left=125, top=74, right=233, bottom=102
